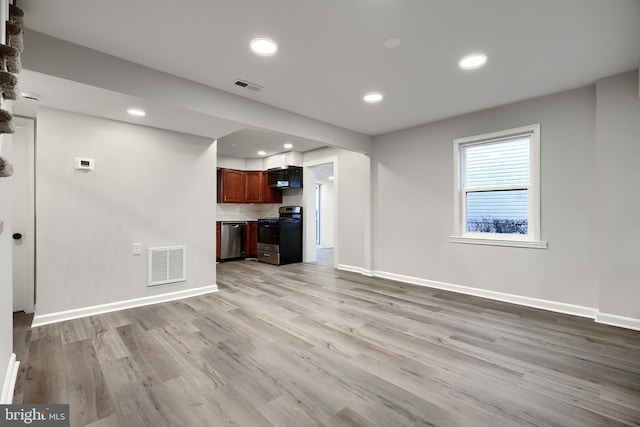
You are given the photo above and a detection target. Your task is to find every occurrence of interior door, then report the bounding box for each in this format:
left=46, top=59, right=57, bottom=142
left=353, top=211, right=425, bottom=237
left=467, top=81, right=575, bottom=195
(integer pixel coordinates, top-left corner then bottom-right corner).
left=11, top=117, right=35, bottom=313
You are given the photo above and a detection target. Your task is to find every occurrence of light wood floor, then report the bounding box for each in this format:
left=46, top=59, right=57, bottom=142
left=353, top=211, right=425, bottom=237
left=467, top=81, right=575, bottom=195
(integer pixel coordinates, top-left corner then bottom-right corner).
left=13, top=249, right=640, bottom=426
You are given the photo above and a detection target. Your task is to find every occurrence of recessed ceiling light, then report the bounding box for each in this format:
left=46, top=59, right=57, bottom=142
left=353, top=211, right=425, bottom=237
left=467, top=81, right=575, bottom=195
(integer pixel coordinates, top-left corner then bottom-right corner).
left=250, top=38, right=278, bottom=56
left=459, top=53, right=487, bottom=70
left=258, top=150, right=267, bottom=156
left=363, top=92, right=383, bottom=104
left=126, top=107, right=146, bottom=117
left=283, top=143, right=293, bottom=149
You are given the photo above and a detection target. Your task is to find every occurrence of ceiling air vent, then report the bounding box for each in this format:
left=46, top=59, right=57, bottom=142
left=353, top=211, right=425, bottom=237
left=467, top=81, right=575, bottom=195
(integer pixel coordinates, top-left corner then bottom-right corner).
left=234, top=79, right=263, bottom=92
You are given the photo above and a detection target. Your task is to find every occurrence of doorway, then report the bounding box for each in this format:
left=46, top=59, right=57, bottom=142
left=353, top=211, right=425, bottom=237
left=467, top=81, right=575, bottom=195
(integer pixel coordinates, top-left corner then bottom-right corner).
left=11, top=117, right=35, bottom=313
left=302, top=157, right=337, bottom=266
left=313, top=163, right=334, bottom=250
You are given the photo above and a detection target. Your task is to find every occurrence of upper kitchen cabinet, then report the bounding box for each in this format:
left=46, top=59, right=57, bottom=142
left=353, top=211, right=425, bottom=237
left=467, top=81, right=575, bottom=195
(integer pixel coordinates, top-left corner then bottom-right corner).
left=245, top=170, right=283, bottom=203
left=217, top=168, right=245, bottom=203
left=217, top=168, right=282, bottom=204
left=244, top=171, right=263, bottom=203
left=262, top=170, right=282, bottom=204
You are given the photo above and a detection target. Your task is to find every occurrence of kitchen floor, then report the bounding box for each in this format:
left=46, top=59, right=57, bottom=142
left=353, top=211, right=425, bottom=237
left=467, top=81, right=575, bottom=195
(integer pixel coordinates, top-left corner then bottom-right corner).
left=12, top=248, right=640, bottom=426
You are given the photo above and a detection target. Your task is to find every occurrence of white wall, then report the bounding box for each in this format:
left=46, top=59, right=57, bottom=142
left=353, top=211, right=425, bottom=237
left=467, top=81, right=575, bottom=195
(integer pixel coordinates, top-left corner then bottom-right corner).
left=217, top=155, right=246, bottom=170
left=282, top=189, right=303, bottom=207
left=264, top=152, right=304, bottom=169
left=319, top=180, right=335, bottom=248
left=595, top=71, right=640, bottom=321
left=34, top=108, right=218, bottom=317
left=373, top=86, right=599, bottom=309
left=336, top=150, right=370, bottom=270
left=371, top=72, right=640, bottom=327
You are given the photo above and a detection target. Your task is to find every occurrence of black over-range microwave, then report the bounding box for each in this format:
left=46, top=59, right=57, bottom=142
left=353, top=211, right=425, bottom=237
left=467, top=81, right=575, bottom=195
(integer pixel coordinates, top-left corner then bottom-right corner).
left=268, top=166, right=303, bottom=189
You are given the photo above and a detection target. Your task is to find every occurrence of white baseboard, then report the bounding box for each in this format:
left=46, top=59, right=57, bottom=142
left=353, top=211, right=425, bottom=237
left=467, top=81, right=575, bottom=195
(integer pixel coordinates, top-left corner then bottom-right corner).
left=595, top=312, right=640, bottom=331
left=31, top=285, right=219, bottom=328
left=326, top=265, right=640, bottom=330
left=337, top=264, right=373, bottom=277
left=359, top=269, right=598, bottom=320
left=1, top=353, right=19, bottom=404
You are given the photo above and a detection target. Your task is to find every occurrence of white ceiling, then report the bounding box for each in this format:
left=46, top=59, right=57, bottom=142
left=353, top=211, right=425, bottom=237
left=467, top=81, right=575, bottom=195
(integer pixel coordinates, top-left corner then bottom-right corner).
left=14, top=70, right=245, bottom=140
left=218, top=128, right=326, bottom=159
left=16, top=0, right=640, bottom=141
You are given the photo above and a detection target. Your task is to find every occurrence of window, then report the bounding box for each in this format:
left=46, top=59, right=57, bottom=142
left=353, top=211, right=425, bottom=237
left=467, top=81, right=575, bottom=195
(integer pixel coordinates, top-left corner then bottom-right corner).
left=451, top=124, right=547, bottom=248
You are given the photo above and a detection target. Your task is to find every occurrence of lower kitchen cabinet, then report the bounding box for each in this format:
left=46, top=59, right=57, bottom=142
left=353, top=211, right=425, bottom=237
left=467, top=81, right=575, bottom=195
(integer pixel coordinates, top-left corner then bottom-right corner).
left=217, top=220, right=256, bottom=261
left=245, top=221, right=258, bottom=257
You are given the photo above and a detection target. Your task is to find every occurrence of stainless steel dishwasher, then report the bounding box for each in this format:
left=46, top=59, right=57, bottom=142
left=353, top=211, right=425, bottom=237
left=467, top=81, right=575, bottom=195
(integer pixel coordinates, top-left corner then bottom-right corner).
left=220, top=222, right=246, bottom=260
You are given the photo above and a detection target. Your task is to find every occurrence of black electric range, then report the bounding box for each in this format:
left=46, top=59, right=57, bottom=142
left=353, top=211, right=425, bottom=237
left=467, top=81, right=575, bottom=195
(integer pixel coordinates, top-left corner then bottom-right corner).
left=257, top=206, right=302, bottom=265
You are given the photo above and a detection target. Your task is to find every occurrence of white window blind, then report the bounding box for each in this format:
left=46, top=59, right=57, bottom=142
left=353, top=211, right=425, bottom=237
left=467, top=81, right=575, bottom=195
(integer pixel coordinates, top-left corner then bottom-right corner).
left=464, top=138, right=530, bottom=188
left=463, top=137, right=530, bottom=234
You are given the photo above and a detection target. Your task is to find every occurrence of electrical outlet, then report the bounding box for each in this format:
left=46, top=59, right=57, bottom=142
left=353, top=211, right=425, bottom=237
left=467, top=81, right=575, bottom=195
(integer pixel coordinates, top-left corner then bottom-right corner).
left=133, top=243, right=142, bottom=255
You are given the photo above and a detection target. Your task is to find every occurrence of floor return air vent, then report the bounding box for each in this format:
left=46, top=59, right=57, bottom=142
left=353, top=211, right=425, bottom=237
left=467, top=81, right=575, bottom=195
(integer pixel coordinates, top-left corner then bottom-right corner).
left=148, top=246, right=186, bottom=286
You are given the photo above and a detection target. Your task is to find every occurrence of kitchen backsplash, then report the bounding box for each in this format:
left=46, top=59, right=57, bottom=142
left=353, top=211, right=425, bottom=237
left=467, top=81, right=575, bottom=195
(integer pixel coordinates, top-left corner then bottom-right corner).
left=216, top=203, right=281, bottom=221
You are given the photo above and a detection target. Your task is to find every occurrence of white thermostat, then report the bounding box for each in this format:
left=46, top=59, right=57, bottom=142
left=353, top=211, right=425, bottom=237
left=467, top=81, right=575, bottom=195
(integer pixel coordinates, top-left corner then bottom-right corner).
left=75, top=157, right=95, bottom=171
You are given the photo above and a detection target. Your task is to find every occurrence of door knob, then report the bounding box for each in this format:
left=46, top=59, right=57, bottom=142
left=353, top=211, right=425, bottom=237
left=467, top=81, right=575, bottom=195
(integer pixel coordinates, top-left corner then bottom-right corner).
left=12, top=233, right=22, bottom=240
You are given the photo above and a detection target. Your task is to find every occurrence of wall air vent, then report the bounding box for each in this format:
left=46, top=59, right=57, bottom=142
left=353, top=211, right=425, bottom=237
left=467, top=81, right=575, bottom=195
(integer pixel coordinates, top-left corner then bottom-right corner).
left=19, top=92, right=42, bottom=102
left=234, top=79, right=263, bottom=92
left=148, top=246, right=186, bottom=286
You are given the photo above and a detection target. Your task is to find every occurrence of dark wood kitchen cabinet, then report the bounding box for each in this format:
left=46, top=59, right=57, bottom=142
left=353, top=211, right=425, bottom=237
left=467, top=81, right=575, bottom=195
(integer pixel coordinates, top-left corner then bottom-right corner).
left=244, top=171, right=263, bottom=203
left=217, top=168, right=282, bottom=204
left=217, top=168, right=245, bottom=203
left=244, top=170, right=282, bottom=204
left=261, top=170, right=282, bottom=204
left=245, top=221, right=258, bottom=257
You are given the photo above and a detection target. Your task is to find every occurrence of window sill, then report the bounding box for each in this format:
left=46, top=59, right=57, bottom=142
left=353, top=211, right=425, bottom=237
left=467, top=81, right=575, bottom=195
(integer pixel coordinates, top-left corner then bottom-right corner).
left=449, top=236, right=548, bottom=249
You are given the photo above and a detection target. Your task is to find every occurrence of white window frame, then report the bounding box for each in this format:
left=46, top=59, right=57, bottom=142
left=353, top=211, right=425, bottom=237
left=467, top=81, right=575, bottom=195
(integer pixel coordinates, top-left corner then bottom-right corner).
left=451, top=124, right=547, bottom=249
